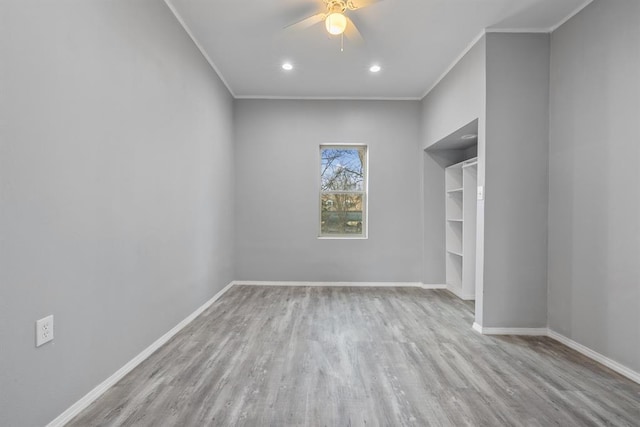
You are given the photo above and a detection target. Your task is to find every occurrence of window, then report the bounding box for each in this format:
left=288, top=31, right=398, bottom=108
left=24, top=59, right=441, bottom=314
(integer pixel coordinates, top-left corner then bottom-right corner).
left=319, top=145, right=367, bottom=238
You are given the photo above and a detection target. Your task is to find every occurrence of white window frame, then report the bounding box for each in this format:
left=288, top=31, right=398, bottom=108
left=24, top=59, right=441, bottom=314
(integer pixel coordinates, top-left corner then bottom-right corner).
left=318, top=143, right=368, bottom=239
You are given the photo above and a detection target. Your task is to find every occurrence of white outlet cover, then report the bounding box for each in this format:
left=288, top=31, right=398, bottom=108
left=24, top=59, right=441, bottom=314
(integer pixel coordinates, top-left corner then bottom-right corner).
left=36, top=315, right=54, bottom=347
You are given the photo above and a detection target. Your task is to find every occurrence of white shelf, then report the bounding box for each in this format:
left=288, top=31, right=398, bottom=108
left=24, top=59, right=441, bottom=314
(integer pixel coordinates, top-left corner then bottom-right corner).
left=446, top=188, right=462, bottom=219
left=445, top=254, right=462, bottom=290
left=445, top=156, right=477, bottom=302
left=462, top=160, right=478, bottom=169
left=445, top=163, right=463, bottom=191
left=462, top=162, right=478, bottom=301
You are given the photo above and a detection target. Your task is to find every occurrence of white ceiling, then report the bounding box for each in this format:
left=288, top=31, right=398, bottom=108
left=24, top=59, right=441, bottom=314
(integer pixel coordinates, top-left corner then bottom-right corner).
left=166, top=0, right=590, bottom=99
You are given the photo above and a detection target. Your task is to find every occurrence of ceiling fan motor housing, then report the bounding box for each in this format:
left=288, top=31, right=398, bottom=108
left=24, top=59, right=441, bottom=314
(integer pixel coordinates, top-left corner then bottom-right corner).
left=326, top=0, right=347, bottom=14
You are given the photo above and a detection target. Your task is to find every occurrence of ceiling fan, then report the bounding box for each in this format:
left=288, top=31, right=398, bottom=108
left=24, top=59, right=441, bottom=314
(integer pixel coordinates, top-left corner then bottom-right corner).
left=285, top=0, right=383, bottom=43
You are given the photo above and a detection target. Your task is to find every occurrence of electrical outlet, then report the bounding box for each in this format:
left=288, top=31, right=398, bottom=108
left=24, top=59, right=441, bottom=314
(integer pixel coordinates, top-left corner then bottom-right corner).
left=36, top=315, right=54, bottom=347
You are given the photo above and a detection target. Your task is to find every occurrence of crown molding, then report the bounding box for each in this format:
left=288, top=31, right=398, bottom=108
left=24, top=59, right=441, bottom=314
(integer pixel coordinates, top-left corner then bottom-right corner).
left=163, top=0, right=236, bottom=98
left=485, top=28, right=550, bottom=34
left=548, top=0, right=594, bottom=32
left=234, top=95, right=422, bottom=101
left=165, top=0, right=594, bottom=102
left=420, top=30, right=486, bottom=100
left=420, top=0, right=594, bottom=100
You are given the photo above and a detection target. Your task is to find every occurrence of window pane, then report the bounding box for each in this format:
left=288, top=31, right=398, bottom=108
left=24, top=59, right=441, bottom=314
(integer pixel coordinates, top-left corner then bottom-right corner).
left=321, top=148, right=365, bottom=191
left=321, top=193, right=363, bottom=235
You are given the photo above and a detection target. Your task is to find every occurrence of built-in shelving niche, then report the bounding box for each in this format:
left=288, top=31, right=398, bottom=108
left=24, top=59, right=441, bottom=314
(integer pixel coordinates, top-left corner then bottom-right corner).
left=425, top=119, right=478, bottom=301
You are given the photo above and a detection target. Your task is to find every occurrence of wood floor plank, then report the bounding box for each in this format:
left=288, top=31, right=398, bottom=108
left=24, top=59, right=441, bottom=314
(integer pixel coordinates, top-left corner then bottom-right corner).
left=67, top=286, right=640, bottom=426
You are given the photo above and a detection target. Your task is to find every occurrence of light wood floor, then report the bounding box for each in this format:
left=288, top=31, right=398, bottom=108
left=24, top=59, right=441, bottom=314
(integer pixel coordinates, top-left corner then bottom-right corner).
left=68, top=286, right=640, bottom=426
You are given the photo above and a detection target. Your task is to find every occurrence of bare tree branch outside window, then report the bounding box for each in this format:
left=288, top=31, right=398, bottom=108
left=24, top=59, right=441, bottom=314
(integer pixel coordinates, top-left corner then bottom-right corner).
left=320, top=146, right=367, bottom=236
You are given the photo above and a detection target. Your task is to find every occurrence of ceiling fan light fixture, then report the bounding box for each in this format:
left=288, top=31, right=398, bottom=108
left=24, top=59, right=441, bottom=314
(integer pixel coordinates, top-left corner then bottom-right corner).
left=325, top=12, right=347, bottom=35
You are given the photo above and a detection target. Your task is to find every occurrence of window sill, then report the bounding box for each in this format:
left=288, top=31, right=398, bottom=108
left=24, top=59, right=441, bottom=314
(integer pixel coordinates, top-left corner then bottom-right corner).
left=317, top=236, right=368, bottom=240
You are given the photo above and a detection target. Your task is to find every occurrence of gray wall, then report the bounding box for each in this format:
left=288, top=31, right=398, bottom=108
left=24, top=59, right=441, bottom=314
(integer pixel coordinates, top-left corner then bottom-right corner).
left=420, top=38, right=486, bottom=286
left=483, top=33, right=550, bottom=328
left=548, top=0, right=640, bottom=371
left=234, top=100, right=422, bottom=282
left=0, top=1, right=234, bottom=426
left=420, top=37, right=486, bottom=151
left=422, top=33, right=551, bottom=329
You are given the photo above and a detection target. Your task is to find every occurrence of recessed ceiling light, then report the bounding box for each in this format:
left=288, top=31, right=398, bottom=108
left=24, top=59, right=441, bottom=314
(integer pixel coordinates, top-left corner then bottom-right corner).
left=461, top=134, right=477, bottom=140
left=282, top=62, right=293, bottom=71
left=369, top=65, right=381, bottom=73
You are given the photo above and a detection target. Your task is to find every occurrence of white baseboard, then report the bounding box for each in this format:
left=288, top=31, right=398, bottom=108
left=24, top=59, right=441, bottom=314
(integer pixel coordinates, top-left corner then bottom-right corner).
left=446, top=284, right=475, bottom=300
left=233, top=280, right=442, bottom=289
left=420, top=283, right=447, bottom=290
left=46, top=280, right=639, bottom=427
left=471, top=324, right=640, bottom=385
left=47, top=281, right=235, bottom=427
left=472, top=322, right=483, bottom=333
left=471, top=323, right=547, bottom=336
left=547, top=329, right=640, bottom=385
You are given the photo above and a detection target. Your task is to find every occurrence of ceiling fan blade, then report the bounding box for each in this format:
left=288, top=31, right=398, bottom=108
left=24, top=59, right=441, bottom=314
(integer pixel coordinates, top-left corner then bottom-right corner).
left=284, top=13, right=326, bottom=31
left=344, top=17, right=364, bottom=44
left=347, top=0, right=384, bottom=10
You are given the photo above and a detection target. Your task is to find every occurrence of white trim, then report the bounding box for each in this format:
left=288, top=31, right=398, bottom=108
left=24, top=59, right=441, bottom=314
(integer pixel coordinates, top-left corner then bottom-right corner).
left=548, top=0, right=594, bottom=32
left=239, top=0, right=592, bottom=101
left=234, top=95, right=422, bottom=101
left=420, top=30, right=485, bottom=100
left=547, top=329, right=640, bottom=385
left=46, top=282, right=235, bottom=427
left=234, top=281, right=431, bottom=288
left=470, top=325, right=639, bottom=384
left=472, top=324, right=547, bottom=336
left=445, top=284, right=475, bottom=300
left=485, top=28, right=550, bottom=34
left=162, top=0, right=236, bottom=97
left=420, top=0, right=592, bottom=100
left=420, top=283, right=447, bottom=290
left=156, top=0, right=592, bottom=102
left=318, top=143, right=369, bottom=239
left=234, top=281, right=446, bottom=290
left=462, top=160, right=478, bottom=169
left=43, top=279, right=640, bottom=426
